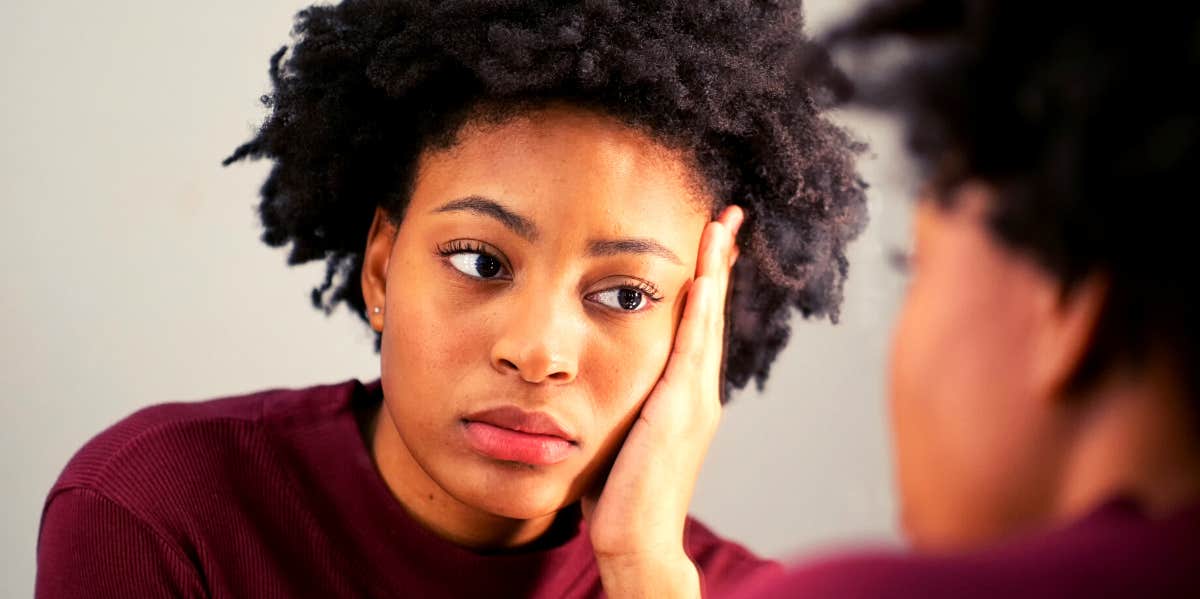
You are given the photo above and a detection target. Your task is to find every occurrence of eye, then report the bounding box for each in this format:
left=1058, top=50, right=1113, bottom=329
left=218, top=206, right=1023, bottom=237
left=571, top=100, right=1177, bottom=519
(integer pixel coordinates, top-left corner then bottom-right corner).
left=447, top=251, right=508, bottom=280
left=437, top=240, right=511, bottom=280
left=589, top=286, right=661, bottom=312
left=888, top=247, right=914, bottom=275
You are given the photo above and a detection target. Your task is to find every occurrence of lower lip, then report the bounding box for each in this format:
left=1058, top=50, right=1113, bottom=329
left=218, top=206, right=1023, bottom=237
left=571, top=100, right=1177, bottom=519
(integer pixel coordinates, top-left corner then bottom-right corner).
left=462, top=421, right=576, bottom=466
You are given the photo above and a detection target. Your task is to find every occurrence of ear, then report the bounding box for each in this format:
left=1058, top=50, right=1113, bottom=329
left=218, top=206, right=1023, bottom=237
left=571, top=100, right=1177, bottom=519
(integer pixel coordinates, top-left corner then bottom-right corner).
left=1030, top=272, right=1110, bottom=401
left=361, top=206, right=397, bottom=333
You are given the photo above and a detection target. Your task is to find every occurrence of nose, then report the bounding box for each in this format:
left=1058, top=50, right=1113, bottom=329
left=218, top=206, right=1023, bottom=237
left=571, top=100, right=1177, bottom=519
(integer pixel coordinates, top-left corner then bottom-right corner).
left=490, top=292, right=582, bottom=384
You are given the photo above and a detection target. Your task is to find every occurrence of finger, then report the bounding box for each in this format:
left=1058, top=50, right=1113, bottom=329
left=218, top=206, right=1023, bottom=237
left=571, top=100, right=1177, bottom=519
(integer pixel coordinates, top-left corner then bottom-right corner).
left=693, top=205, right=742, bottom=278
left=699, top=237, right=732, bottom=372
left=719, top=205, right=745, bottom=236
left=694, top=219, right=725, bottom=279
left=677, top=206, right=740, bottom=362
left=699, top=208, right=741, bottom=279
left=724, top=206, right=744, bottom=269
left=702, top=214, right=736, bottom=314
left=672, top=279, right=723, bottom=391
left=660, top=213, right=740, bottom=394
left=704, top=210, right=742, bottom=378
left=580, top=493, right=597, bottom=523
left=661, top=277, right=715, bottom=389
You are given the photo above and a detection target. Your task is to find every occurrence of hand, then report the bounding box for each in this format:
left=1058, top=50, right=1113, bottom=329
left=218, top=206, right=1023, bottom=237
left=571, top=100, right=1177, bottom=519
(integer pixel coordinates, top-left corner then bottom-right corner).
left=582, top=205, right=744, bottom=599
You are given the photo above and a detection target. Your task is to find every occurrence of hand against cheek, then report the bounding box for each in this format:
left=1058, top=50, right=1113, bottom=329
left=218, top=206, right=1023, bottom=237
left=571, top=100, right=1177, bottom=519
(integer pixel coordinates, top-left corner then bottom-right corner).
left=582, top=206, right=744, bottom=599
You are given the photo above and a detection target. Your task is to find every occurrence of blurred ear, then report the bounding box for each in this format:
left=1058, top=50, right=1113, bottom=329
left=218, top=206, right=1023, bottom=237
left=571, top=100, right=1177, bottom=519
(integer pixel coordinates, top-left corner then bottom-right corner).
left=361, top=207, right=397, bottom=333
left=1031, top=272, right=1110, bottom=402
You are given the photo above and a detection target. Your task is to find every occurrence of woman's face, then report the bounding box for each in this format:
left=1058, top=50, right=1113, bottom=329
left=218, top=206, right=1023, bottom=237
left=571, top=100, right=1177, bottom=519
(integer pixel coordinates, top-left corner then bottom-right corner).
left=364, top=106, right=710, bottom=523
left=889, top=191, right=1064, bottom=549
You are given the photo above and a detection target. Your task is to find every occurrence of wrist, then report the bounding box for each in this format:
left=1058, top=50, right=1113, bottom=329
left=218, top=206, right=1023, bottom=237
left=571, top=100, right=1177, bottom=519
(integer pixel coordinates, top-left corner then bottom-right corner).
left=596, top=550, right=701, bottom=599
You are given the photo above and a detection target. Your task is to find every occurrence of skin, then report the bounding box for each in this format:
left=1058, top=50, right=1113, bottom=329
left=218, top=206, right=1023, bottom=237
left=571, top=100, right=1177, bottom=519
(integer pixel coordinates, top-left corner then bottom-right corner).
left=890, top=184, right=1200, bottom=550
left=360, top=104, right=741, bottom=597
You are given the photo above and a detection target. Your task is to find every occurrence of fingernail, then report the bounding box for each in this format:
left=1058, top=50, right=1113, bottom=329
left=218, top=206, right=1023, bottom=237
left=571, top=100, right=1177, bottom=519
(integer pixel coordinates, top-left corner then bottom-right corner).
left=730, top=208, right=745, bottom=236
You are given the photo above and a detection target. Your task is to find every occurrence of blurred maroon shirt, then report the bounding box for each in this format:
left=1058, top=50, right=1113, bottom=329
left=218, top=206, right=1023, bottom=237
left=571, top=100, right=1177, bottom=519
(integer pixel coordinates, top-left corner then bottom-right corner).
left=739, top=497, right=1200, bottom=598
left=36, top=379, right=778, bottom=598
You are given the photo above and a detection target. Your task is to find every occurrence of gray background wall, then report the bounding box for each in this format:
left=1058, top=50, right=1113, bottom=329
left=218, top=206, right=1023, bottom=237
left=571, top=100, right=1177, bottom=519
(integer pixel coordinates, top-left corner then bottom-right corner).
left=0, top=1, right=914, bottom=596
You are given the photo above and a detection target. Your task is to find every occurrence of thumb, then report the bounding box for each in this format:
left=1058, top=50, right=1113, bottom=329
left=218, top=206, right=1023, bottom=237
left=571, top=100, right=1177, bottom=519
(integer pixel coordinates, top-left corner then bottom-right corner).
left=580, top=493, right=597, bottom=523
left=579, top=457, right=611, bottom=523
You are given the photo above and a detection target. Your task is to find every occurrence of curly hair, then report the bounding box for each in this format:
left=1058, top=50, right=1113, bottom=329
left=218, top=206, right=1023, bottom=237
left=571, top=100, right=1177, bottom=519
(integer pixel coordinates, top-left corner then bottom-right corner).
left=224, top=0, right=868, bottom=399
left=826, top=0, right=1200, bottom=400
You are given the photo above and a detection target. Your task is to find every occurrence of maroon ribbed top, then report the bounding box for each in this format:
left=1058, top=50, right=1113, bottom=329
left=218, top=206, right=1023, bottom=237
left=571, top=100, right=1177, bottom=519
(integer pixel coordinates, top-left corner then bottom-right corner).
left=36, top=379, right=777, bottom=598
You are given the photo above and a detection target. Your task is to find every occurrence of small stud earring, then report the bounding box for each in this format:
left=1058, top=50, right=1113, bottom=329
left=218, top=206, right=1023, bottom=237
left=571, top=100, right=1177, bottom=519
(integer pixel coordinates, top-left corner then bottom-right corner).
left=372, top=306, right=382, bottom=315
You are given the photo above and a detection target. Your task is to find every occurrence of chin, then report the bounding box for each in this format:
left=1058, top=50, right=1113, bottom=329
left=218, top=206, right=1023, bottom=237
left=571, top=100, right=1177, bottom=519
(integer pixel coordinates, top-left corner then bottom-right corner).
left=898, top=492, right=954, bottom=550
left=903, top=504, right=1000, bottom=551
left=902, top=517, right=950, bottom=551
left=478, top=496, right=567, bottom=520
left=453, top=466, right=580, bottom=520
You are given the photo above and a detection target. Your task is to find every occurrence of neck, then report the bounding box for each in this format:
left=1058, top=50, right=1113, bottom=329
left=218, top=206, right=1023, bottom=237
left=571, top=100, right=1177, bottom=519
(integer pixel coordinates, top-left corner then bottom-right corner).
left=364, top=401, right=565, bottom=551
left=1054, top=369, right=1200, bottom=522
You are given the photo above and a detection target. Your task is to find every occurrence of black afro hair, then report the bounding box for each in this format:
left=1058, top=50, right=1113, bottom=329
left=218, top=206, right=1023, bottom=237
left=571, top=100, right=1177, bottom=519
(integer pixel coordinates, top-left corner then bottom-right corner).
left=827, top=0, right=1200, bottom=402
left=225, top=0, right=869, bottom=399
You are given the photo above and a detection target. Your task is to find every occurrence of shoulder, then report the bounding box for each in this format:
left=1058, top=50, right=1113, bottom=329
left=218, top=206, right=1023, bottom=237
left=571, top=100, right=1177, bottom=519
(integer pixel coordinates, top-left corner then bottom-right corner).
left=38, top=379, right=372, bottom=595
left=740, top=548, right=1137, bottom=598
left=737, top=550, right=976, bottom=598
left=682, top=516, right=782, bottom=595
left=46, top=379, right=365, bottom=515
left=36, top=485, right=209, bottom=598
left=741, top=502, right=1200, bottom=598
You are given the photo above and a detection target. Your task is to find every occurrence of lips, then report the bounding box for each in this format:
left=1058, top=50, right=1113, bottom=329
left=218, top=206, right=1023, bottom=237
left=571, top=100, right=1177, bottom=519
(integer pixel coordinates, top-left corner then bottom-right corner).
left=462, top=406, right=578, bottom=466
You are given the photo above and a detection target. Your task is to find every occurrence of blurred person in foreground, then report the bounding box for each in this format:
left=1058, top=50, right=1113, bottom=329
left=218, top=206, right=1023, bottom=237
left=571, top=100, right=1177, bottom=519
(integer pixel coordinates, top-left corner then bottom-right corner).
left=743, top=0, right=1200, bottom=596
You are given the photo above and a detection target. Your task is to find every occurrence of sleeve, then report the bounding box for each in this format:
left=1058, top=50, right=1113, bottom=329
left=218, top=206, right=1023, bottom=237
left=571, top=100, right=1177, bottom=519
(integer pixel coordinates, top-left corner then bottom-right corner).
left=730, top=552, right=960, bottom=599
left=683, top=520, right=784, bottom=599
left=36, top=487, right=206, bottom=599
left=697, top=553, right=783, bottom=599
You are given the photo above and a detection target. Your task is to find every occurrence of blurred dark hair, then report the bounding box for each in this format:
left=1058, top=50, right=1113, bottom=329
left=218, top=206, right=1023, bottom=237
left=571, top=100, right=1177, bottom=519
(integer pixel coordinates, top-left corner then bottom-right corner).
left=825, top=0, right=1200, bottom=402
left=224, top=0, right=869, bottom=399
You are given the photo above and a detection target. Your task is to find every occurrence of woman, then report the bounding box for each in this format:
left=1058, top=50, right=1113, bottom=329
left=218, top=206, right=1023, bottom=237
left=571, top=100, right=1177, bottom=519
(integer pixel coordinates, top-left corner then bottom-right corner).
left=35, top=1, right=866, bottom=597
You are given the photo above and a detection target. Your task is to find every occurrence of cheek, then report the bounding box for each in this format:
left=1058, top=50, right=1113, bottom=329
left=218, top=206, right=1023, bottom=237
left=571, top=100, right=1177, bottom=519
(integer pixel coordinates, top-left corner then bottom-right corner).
left=891, top=274, right=999, bottom=543
left=379, top=257, right=487, bottom=410
left=888, top=280, right=937, bottom=510
left=889, top=261, right=1046, bottom=544
left=384, top=303, right=472, bottom=382
left=890, top=271, right=991, bottom=456
left=583, top=312, right=676, bottom=428
left=889, top=273, right=965, bottom=442
left=891, top=265, right=1035, bottom=440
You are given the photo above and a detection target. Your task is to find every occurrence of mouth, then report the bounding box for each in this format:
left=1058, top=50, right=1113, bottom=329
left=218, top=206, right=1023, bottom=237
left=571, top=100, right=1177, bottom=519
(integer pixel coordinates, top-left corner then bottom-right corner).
left=461, top=406, right=579, bottom=466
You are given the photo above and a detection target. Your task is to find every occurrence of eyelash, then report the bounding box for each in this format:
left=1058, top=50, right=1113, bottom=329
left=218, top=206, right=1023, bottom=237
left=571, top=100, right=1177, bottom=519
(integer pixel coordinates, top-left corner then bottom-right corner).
left=436, top=239, right=499, bottom=261
left=434, top=239, right=665, bottom=309
left=608, top=280, right=665, bottom=304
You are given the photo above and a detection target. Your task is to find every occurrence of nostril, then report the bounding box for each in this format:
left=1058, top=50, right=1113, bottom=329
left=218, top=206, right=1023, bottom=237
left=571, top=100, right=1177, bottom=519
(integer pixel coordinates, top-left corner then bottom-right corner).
left=499, top=359, right=519, bottom=372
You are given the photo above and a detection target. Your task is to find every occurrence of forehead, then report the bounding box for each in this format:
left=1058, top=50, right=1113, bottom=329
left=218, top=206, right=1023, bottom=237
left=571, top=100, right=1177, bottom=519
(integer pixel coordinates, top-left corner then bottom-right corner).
left=408, top=106, right=712, bottom=238
left=912, top=192, right=1053, bottom=318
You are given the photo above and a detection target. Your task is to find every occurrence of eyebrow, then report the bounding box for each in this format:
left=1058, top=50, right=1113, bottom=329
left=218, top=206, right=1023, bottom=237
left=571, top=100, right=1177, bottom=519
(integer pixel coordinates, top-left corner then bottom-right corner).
left=433, top=196, right=539, bottom=241
left=587, top=238, right=683, bottom=265
left=432, top=195, right=682, bottom=264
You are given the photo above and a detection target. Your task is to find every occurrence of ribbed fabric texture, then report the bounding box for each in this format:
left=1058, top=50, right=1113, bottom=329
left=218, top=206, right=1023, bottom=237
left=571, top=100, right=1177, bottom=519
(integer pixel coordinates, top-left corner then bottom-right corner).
left=36, top=379, right=779, bottom=598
